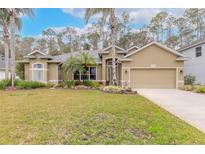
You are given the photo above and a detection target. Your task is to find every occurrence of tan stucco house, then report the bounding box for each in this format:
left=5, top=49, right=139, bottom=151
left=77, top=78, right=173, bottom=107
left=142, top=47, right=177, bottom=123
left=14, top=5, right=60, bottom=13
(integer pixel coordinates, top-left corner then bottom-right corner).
left=21, top=42, right=187, bottom=89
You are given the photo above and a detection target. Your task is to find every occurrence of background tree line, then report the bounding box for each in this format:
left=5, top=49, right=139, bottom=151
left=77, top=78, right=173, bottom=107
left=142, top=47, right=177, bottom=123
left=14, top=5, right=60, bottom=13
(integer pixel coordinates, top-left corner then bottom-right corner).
left=1, top=8, right=205, bottom=59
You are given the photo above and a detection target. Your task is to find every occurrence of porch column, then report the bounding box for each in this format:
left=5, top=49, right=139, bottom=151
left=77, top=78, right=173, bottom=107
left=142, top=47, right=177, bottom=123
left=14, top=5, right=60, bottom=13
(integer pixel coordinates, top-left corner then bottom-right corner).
left=102, top=59, right=106, bottom=85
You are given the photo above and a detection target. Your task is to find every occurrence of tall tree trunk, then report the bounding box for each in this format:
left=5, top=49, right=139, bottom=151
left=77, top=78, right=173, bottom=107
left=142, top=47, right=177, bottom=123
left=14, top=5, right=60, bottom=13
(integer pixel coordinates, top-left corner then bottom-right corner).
left=99, top=27, right=104, bottom=49
left=156, top=27, right=160, bottom=42
left=110, top=10, right=117, bottom=85
left=10, top=10, right=16, bottom=87
left=3, top=24, right=9, bottom=80
left=180, top=34, right=183, bottom=47
left=197, top=20, right=200, bottom=39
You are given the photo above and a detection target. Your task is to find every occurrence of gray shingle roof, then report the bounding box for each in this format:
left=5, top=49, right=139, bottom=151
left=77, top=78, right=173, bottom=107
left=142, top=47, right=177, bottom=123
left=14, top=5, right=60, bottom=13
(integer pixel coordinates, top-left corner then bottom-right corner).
left=178, top=39, right=205, bottom=52
left=52, top=50, right=101, bottom=63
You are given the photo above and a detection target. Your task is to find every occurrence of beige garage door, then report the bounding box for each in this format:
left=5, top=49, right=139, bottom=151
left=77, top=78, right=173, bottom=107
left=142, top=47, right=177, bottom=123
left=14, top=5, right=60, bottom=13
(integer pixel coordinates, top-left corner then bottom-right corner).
left=130, top=69, right=176, bottom=88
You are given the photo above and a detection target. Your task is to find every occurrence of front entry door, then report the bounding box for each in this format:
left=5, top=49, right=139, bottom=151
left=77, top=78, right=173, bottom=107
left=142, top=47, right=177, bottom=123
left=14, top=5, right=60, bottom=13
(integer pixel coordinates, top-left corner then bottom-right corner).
left=106, top=59, right=119, bottom=85
left=107, top=66, right=113, bottom=85
left=107, top=66, right=119, bottom=85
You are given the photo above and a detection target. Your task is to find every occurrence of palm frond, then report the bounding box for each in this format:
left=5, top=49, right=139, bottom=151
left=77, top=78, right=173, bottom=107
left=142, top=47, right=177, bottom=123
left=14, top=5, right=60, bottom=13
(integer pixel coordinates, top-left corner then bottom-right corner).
left=14, top=8, right=35, bottom=19
left=84, top=8, right=112, bottom=23
left=62, top=55, right=80, bottom=73
left=15, top=17, right=22, bottom=31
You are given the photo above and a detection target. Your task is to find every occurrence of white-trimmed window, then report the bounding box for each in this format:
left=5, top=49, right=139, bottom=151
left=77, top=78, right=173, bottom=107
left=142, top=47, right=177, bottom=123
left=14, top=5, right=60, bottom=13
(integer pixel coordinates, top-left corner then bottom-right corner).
left=32, top=63, right=44, bottom=82
left=196, top=46, right=202, bottom=57
left=73, top=67, right=96, bottom=81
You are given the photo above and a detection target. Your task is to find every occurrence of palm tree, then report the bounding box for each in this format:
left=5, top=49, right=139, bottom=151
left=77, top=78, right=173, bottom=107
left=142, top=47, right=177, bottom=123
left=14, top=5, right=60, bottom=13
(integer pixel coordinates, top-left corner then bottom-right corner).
left=63, top=52, right=96, bottom=79
left=0, top=9, right=22, bottom=80
left=63, top=55, right=80, bottom=78
left=85, top=8, right=117, bottom=85
left=8, top=8, right=34, bottom=87
left=79, top=52, right=96, bottom=69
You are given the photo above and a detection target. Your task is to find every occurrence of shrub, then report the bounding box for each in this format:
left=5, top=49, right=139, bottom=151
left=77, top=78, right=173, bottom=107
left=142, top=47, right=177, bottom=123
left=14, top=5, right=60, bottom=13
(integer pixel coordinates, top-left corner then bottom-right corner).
left=74, top=80, right=81, bottom=86
left=63, top=80, right=76, bottom=88
left=0, top=79, right=10, bottom=89
left=184, top=74, right=196, bottom=85
left=82, top=80, right=100, bottom=88
left=46, top=82, right=56, bottom=88
left=92, top=82, right=100, bottom=88
left=15, top=80, right=46, bottom=89
left=196, top=86, right=205, bottom=93
left=57, top=82, right=64, bottom=88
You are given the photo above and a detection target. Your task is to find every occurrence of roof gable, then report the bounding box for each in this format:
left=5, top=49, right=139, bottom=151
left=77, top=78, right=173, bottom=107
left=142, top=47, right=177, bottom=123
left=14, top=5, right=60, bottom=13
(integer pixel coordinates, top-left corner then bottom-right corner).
left=127, top=46, right=139, bottom=52
left=99, top=45, right=127, bottom=54
left=27, top=50, right=47, bottom=56
left=103, top=45, right=124, bottom=51
left=124, top=42, right=186, bottom=58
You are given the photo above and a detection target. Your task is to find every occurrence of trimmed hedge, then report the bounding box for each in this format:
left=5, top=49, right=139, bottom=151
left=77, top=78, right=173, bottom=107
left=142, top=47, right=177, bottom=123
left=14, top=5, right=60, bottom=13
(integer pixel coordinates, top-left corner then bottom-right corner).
left=15, top=80, right=46, bottom=89
left=0, top=79, right=10, bottom=89
left=63, top=80, right=100, bottom=88
left=82, top=80, right=100, bottom=88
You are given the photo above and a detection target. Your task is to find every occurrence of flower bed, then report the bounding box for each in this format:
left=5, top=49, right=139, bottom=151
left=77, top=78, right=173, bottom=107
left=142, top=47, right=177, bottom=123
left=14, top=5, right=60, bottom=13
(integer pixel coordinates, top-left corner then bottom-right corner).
left=102, top=85, right=137, bottom=94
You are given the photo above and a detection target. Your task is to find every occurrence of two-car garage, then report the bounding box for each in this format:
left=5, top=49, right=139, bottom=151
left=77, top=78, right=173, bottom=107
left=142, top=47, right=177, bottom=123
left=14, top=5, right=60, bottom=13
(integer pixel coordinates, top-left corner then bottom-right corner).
left=130, top=68, right=176, bottom=89
left=121, top=42, right=186, bottom=89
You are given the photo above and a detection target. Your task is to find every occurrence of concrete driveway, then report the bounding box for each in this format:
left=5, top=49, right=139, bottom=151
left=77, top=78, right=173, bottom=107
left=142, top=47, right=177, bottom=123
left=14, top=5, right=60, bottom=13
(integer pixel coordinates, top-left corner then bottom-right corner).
left=136, top=89, right=205, bottom=133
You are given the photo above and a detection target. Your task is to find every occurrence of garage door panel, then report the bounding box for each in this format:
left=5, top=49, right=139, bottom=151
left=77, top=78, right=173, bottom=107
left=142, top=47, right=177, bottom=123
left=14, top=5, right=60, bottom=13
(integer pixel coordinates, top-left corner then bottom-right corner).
left=130, top=69, right=176, bottom=89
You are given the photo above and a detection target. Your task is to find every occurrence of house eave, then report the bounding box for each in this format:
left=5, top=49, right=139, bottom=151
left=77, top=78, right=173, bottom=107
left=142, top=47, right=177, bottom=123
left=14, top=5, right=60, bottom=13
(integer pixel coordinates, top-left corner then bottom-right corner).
left=23, top=55, right=52, bottom=59
left=177, top=40, right=205, bottom=52
left=176, top=57, right=189, bottom=61
left=47, top=61, right=61, bottom=63
left=98, top=51, right=127, bottom=55
left=16, top=60, right=29, bottom=63
left=119, top=59, right=132, bottom=62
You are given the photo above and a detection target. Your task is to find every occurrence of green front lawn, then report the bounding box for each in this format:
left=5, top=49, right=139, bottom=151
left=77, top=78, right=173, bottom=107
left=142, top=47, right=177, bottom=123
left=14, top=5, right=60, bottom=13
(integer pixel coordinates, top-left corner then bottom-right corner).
left=0, top=89, right=205, bottom=144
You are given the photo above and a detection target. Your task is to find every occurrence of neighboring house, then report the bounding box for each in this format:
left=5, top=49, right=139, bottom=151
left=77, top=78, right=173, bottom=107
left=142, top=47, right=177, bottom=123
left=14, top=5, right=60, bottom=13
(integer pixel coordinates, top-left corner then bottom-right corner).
left=21, top=42, right=186, bottom=89
left=0, top=55, right=11, bottom=80
left=0, top=55, right=6, bottom=80
left=178, top=39, right=205, bottom=85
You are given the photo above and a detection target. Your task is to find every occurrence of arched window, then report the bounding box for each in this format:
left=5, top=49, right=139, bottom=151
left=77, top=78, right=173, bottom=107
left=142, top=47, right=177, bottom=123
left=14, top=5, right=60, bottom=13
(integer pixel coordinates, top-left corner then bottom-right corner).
left=32, top=63, right=44, bottom=82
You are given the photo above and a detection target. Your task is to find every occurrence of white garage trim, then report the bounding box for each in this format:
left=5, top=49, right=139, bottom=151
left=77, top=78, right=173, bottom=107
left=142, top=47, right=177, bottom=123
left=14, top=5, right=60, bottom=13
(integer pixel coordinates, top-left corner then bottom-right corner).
left=129, top=68, right=131, bottom=87
left=176, top=68, right=178, bottom=88
left=122, top=67, right=183, bottom=69
left=122, top=66, right=183, bottom=89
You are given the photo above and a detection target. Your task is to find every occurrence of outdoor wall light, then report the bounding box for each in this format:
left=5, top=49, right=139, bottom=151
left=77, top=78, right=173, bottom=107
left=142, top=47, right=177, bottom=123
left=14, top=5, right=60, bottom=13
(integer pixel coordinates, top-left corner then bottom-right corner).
left=125, top=70, right=128, bottom=74
left=180, top=69, right=183, bottom=73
